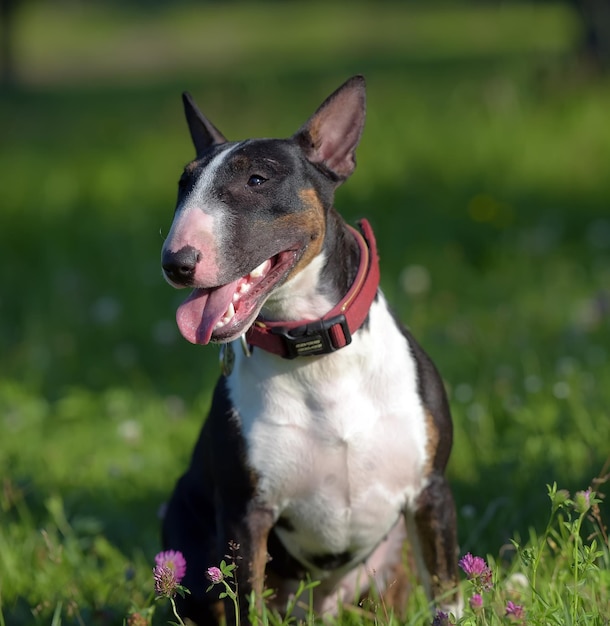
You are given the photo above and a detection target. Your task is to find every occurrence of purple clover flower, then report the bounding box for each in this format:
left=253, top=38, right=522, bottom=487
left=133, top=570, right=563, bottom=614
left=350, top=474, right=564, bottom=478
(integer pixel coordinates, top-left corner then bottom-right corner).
left=153, top=550, right=187, bottom=597
left=458, top=553, right=488, bottom=577
left=506, top=600, right=525, bottom=621
left=155, top=550, right=187, bottom=583
left=431, top=610, right=449, bottom=626
left=206, top=566, right=224, bottom=584
left=469, top=593, right=483, bottom=611
left=458, top=553, right=493, bottom=591
left=154, top=564, right=179, bottom=597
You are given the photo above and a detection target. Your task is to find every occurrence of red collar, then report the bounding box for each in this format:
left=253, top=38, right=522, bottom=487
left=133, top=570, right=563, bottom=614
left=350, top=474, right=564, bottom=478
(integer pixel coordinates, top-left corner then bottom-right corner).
left=245, top=219, right=380, bottom=359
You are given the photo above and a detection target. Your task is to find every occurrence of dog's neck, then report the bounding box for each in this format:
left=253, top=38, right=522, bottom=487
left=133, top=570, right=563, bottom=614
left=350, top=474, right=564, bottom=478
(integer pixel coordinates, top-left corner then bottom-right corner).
left=246, top=217, right=379, bottom=359
left=259, top=210, right=361, bottom=323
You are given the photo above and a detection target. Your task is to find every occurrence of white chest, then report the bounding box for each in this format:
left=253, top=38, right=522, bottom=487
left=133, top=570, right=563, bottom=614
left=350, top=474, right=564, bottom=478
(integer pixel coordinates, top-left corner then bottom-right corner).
left=227, top=297, right=430, bottom=568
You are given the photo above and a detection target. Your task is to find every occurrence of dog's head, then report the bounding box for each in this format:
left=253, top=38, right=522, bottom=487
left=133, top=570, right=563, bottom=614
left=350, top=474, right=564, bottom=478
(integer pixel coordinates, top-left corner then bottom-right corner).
left=161, top=76, right=366, bottom=345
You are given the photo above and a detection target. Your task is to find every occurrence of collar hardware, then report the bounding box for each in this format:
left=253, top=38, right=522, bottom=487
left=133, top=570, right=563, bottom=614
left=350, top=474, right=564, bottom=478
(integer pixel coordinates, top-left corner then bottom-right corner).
left=269, top=313, right=351, bottom=359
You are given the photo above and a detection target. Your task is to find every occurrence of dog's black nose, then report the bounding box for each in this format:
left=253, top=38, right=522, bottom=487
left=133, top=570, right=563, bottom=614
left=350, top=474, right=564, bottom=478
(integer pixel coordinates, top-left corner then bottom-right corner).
left=162, top=245, right=200, bottom=285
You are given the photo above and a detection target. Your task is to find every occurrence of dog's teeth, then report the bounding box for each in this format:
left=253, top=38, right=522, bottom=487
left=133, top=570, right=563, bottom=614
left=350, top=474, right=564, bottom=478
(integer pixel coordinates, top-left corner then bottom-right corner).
left=249, top=260, right=269, bottom=279
left=215, top=303, right=236, bottom=330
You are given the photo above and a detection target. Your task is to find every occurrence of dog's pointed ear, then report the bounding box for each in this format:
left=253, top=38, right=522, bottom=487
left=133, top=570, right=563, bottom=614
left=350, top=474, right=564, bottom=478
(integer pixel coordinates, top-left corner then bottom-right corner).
left=182, top=92, right=227, bottom=155
left=293, top=75, right=366, bottom=182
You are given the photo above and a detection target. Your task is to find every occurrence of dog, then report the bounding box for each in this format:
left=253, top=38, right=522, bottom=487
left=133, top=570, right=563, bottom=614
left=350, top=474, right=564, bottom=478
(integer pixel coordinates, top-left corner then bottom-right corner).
left=161, top=76, right=461, bottom=624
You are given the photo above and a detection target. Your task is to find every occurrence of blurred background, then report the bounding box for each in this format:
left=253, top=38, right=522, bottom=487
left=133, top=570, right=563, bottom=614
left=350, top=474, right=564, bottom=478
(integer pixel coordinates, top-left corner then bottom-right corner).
left=1, top=0, right=609, bottom=623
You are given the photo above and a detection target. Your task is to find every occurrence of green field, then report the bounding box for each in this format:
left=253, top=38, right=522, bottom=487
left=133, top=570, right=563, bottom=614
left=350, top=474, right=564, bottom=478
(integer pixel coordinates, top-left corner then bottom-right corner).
left=1, top=1, right=609, bottom=624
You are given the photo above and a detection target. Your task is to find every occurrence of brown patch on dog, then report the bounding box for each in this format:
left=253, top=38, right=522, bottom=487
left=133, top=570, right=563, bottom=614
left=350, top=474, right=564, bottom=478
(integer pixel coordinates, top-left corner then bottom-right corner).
left=279, top=188, right=326, bottom=280
left=410, top=477, right=460, bottom=608
left=246, top=508, right=274, bottom=604
left=423, top=409, right=440, bottom=475
left=184, top=161, right=200, bottom=175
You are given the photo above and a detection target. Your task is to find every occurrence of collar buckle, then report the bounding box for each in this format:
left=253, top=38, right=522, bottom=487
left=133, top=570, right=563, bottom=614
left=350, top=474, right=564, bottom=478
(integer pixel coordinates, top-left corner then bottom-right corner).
left=270, top=314, right=351, bottom=359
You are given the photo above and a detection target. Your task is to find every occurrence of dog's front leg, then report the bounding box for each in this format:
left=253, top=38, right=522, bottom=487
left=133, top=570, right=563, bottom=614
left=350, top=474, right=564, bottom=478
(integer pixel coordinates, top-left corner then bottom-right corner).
left=226, top=505, right=274, bottom=625
left=405, top=473, right=462, bottom=618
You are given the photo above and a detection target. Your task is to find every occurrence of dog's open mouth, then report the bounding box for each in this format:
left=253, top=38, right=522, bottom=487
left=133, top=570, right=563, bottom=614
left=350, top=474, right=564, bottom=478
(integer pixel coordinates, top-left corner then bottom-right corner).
left=175, top=250, right=298, bottom=345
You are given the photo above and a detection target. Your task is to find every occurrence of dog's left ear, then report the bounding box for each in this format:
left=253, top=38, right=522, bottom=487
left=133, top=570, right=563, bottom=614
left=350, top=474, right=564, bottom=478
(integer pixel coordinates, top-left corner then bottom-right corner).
left=293, top=75, right=366, bottom=182
left=182, top=92, right=227, bottom=156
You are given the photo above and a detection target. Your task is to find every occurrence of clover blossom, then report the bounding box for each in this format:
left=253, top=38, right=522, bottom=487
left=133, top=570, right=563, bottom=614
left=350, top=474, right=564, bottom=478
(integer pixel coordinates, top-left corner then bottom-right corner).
left=206, top=566, right=224, bottom=584
left=154, top=564, right=180, bottom=597
left=153, top=550, right=187, bottom=597
left=155, top=550, right=187, bottom=582
left=469, top=593, right=483, bottom=611
left=458, top=553, right=493, bottom=591
left=506, top=600, right=525, bottom=621
left=431, top=609, right=449, bottom=625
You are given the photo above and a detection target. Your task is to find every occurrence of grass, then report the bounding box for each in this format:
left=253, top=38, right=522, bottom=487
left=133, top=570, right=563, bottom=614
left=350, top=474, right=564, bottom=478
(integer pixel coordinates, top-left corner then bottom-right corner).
left=0, top=0, right=609, bottom=624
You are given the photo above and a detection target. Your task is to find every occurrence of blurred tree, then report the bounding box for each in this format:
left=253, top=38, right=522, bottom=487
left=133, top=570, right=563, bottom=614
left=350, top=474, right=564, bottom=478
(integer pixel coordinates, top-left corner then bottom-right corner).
left=0, top=0, right=18, bottom=86
left=1, top=0, right=609, bottom=87
left=569, top=0, right=610, bottom=72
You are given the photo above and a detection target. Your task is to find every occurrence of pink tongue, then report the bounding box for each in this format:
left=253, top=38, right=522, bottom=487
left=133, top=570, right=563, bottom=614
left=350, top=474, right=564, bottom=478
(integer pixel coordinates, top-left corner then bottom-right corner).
left=176, top=280, right=239, bottom=344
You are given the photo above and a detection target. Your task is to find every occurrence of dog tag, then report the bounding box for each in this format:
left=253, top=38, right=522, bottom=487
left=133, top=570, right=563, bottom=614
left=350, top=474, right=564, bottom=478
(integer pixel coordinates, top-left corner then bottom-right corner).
left=220, top=342, right=235, bottom=377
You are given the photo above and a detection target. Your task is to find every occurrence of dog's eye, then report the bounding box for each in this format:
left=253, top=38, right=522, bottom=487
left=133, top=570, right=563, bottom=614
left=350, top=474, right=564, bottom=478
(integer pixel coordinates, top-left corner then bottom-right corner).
left=247, top=174, right=267, bottom=187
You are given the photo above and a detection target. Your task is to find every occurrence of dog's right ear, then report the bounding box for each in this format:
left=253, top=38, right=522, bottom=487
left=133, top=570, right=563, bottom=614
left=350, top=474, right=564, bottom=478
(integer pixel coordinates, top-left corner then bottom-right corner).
left=293, top=75, right=366, bottom=183
left=182, top=92, right=227, bottom=156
